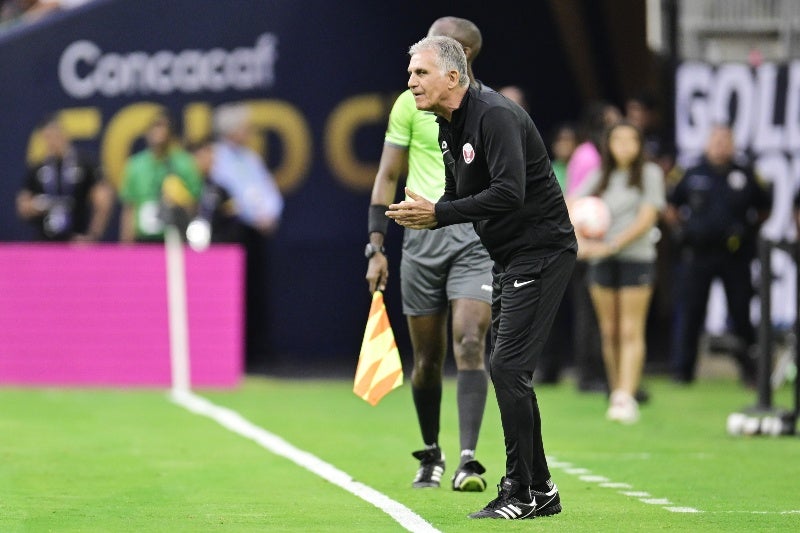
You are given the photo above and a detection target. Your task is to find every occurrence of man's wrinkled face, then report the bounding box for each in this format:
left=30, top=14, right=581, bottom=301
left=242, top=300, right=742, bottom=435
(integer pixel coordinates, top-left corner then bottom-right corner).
left=407, top=48, right=449, bottom=112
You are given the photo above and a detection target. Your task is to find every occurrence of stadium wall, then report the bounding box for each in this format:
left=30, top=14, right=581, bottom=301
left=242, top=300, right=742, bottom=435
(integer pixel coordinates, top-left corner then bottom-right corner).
left=0, top=0, right=605, bottom=369
left=0, top=243, right=243, bottom=387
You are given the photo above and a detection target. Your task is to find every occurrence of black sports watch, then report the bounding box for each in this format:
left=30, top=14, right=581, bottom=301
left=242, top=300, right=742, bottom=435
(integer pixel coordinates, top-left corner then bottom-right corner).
left=364, top=243, right=385, bottom=259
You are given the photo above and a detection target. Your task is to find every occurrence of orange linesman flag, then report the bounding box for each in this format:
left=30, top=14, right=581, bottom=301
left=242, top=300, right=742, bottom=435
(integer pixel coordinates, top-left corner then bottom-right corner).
left=353, top=291, right=404, bottom=405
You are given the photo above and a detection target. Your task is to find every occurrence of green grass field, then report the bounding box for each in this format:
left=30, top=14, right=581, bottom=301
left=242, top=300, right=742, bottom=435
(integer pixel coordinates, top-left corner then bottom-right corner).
left=2, top=376, right=799, bottom=532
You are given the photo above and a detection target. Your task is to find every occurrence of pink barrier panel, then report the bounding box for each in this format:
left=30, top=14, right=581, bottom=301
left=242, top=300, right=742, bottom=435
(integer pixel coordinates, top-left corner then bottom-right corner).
left=0, top=243, right=243, bottom=387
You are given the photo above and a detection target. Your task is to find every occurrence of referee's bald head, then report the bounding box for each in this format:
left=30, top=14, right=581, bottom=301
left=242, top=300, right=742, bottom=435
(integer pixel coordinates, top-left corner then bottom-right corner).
left=427, top=16, right=482, bottom=62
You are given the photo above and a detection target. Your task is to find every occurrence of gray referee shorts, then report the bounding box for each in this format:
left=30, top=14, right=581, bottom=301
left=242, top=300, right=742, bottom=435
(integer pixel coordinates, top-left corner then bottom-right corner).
left=400, top=223, right=493, bottom=316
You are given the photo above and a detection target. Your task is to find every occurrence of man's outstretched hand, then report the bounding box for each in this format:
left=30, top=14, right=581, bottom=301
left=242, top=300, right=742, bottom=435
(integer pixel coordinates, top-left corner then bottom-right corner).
left=385, top=187, right=437, bottom=230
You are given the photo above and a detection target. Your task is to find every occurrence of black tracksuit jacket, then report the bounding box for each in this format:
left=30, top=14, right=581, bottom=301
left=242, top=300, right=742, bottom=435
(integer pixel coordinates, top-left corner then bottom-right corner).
left=433, top=86, right=576, bottom=266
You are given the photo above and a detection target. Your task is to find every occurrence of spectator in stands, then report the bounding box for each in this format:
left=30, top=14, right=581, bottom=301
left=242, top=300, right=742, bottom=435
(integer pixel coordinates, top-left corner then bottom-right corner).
left=567, top=101, right=621, bottom=197
left=625, top=90, right=677, bottom=379
left=1, top=0, right=92, bottom=29
left=665, top=124, right=771, bottom=386
left=498, top=85, right=529, bottom=113
left=625, top=93, right=659, bottom=159
left=550, top=122, right=577, bottom=193
left=210, top=102, right=283, bottom=371
left=33, top=0, right=93, bottom=10
left=118, top=110, right=202, bottom=243
left=571, top=122, right=665, bottom=423
left=624, top=91, right=674, bottom=175
left=531, top=121, right=578, bottom=386
left=565, top=101, right=622, bottom=393
left=185, top=136, right=241, bottom=247
left=16, top=113, right=113, bottom=242
left=1, top=1, right=33, bottom=29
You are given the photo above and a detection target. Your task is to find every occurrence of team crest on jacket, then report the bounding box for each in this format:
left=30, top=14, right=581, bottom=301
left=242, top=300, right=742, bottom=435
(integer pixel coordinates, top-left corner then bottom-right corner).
left=462, top=143, right=475, bottom=164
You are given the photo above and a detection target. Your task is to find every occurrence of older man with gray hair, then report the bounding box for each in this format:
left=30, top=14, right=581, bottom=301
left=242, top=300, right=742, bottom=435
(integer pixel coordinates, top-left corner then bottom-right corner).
left=212, top=102, right=283, bottom=234
left=211, top=101, right=283, bottom=371
left=387, top=36, right=576, bottom=520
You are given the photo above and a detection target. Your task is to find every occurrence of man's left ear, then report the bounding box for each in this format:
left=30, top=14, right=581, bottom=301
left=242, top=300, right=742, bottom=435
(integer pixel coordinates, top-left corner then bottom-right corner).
left=448, top=70, right=460, bottom=89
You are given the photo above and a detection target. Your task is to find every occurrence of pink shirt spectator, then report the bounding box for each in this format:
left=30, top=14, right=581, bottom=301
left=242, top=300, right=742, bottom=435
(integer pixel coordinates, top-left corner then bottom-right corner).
left=565, top=141, right=601, bottom=198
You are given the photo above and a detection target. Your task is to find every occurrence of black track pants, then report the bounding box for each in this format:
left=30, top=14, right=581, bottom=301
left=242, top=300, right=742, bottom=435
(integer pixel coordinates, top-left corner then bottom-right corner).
left=489, top=249, right=576, bottom=486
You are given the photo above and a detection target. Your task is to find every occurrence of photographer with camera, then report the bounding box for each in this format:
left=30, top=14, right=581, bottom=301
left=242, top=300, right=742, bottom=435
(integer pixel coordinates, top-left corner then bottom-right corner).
left=16, top=113, right=113, bottom=242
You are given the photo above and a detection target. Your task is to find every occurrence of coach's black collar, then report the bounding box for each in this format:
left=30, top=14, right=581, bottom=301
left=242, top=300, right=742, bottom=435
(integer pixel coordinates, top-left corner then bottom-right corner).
left=436, top=85, right=478, bottom=130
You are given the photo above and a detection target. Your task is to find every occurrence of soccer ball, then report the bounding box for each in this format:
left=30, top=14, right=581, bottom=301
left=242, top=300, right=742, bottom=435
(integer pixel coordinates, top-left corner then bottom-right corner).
left=570, top=196, right=611, bottom=240
left=726, top=412, right=746, bottom=435
left=741, top=416, right=762, bottom=436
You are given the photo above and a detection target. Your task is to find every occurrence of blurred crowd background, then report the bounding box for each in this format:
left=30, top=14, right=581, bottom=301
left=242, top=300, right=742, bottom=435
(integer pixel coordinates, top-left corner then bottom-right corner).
left=1, top=0, right=798, bottom=385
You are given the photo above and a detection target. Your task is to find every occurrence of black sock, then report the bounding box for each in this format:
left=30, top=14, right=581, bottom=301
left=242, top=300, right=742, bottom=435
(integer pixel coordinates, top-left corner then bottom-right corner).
left=412, top=385, right=441, bottom=446
left=515, top=486, right=533, bottom=503
left=456, top=369, right=488, bottom=463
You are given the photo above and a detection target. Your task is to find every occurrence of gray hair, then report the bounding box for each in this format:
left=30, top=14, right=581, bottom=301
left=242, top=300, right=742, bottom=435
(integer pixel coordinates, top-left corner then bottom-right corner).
left=409, top=36, right=469, bottom=88
left=214, top=102, right=251, bottom=137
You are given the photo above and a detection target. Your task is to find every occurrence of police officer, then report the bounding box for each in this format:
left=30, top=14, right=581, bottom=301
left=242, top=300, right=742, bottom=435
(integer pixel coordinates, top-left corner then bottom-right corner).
left=666, top=124, right=771, bottom=384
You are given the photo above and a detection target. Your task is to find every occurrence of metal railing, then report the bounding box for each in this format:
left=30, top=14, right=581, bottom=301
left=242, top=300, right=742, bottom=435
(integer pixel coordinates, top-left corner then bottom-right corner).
left=679, top=0, right=800, bottom=60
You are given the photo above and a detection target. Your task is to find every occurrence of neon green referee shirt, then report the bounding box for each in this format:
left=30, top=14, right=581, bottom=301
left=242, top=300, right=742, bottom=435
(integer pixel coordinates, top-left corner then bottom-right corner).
left=384, top=89, right=445, bottom=203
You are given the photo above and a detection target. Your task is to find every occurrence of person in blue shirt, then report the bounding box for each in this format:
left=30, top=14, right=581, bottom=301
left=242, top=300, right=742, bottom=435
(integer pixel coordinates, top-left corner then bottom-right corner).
left=211, top=103, right=283, bottom=235
left=211, top=102, right=284, bottom=371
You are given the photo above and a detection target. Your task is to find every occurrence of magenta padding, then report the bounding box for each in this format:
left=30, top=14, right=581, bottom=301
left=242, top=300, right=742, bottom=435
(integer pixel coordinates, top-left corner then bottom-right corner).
left=0, top=243, right=244, bottom=387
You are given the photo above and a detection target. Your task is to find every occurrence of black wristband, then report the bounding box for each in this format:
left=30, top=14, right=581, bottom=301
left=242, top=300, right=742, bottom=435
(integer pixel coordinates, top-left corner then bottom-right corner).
left=368, top=204, right=390, bottom=235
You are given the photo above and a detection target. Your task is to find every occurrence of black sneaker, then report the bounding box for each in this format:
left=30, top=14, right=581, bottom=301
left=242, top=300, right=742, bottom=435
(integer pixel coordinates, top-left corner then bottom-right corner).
left=468, top=477, right=536, bottom=519
left=451, top=459, right=487, bottom=492
left=531, top=481, right=562, bottom=517
left=411, top=447, right=445, bottom=488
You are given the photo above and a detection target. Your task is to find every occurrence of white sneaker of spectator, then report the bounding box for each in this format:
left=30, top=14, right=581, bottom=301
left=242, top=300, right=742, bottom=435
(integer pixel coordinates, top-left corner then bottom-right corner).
left=606, top=390, right=640, bottom=424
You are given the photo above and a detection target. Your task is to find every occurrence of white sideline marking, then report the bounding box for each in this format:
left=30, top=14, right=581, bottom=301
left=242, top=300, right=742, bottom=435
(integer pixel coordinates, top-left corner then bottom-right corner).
left=550, top=456, right=796, bottom=516
left=548, top=455, right=702, bottom=514
left=171, top=390, right=440, bottom=533
left=621, top=491, right=651, bottom=497
left=564, top=467, right=590, bottom=475
left=641, top=498, right=671, bottom=505
left=579, top=475, right=609, bottom=483
left=600, top=482, right=632, bottom=489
